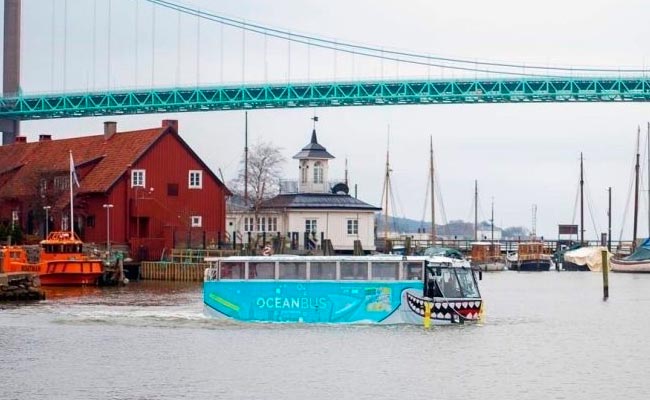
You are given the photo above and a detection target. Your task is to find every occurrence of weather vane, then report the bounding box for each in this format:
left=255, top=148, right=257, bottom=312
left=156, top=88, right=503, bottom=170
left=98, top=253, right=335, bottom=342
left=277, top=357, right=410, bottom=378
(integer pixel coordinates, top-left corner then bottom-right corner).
left=311, top=115, right=319, bottom=129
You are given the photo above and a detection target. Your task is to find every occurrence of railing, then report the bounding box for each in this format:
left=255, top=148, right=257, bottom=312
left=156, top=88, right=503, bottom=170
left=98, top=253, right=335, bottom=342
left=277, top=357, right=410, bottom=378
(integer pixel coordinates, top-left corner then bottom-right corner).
left=375, top=238, right=632, bottom=255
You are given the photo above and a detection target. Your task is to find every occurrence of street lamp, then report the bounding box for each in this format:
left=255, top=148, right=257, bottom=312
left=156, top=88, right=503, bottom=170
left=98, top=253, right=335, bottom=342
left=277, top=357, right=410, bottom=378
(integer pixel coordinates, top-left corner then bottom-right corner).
left=43, top=206, right=51, bottom=238
left=103, top=204, right=114, bottom=256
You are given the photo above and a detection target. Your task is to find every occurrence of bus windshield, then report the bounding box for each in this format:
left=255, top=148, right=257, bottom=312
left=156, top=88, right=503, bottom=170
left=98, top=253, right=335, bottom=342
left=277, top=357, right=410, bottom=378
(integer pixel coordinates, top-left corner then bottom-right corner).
left=427, top=266, right=480, bottom=299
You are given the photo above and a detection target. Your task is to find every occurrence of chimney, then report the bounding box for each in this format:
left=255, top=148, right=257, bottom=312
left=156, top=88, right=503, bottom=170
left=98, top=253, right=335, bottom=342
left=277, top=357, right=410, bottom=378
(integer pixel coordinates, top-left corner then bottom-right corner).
left=14, top=136, right=26, bottom=143
left=162, top=119, right=178, bottom=131
left=104, top=121, right=117, bottom=140
left=39, top=134, right=52, bottom=141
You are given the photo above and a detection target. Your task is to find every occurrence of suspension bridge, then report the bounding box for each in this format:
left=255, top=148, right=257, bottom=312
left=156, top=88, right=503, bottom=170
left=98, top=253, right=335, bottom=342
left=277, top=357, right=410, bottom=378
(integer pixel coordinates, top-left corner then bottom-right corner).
left=2, top=0, right=650, bottom=142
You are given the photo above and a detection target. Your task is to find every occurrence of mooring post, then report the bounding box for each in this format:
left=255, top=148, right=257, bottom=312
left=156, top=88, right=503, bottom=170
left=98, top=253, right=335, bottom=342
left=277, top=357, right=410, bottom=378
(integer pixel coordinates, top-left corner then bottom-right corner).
left=601, top=249, right=609, bottom=300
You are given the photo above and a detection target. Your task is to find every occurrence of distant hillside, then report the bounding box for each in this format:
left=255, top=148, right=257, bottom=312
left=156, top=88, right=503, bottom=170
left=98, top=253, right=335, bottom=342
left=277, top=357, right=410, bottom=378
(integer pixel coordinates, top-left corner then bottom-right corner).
left=376, top=214, right=529, bottom=239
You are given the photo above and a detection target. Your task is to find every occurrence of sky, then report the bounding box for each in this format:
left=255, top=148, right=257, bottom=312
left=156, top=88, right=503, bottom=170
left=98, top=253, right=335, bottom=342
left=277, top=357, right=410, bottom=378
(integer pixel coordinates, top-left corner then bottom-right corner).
left=3, top=0, right=650, bottom=240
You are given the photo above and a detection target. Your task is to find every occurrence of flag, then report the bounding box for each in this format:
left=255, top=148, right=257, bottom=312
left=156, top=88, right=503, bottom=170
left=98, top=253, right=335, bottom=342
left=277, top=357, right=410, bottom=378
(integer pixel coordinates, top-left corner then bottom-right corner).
left=70, top=151, right=80, bottom=188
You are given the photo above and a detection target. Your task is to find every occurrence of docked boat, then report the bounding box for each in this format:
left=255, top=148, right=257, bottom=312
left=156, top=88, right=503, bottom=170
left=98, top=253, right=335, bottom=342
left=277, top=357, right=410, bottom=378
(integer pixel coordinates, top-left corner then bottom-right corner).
left=611, top=127, right=650, bottom=273
left=508, top=242, right=552, bottom=271
left=203, top=255, right=483, bottom=324
left=0, top=231, right=104, bottom=286
left=563, top=246, right=611, bottom=271
left=611, top=238, right=650, bottom=273
left=470, top=242, right=505, bottom=271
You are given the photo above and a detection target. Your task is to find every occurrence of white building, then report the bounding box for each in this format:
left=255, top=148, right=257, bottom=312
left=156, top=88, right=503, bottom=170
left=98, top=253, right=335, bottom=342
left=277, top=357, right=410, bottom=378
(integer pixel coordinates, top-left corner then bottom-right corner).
left=226, top=126, right=380, bottom=253
left=476, top=229, right=502, bottom=241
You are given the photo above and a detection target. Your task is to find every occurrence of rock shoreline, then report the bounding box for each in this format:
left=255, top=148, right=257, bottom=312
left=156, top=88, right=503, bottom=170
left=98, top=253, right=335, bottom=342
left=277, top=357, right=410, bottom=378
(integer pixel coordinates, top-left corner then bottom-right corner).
left=0, top=273, right=46, bottom=301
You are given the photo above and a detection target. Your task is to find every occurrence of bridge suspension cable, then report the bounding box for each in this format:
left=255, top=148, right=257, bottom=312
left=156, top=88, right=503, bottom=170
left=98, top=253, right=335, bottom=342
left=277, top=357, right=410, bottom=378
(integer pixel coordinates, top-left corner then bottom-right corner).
left=145, top=0, right=649, bottom=78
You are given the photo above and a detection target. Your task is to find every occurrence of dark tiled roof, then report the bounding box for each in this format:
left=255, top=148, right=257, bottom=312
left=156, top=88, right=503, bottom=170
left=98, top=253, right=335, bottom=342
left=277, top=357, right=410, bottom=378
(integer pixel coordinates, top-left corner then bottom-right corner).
left=292, top=129, right=334, bottom=159
left=260, top=193, right=381, bottom=211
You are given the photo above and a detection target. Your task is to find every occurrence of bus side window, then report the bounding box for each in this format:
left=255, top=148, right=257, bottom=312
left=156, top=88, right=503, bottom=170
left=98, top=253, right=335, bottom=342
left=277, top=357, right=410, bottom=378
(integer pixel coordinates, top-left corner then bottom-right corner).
left=403, top=262, right=423, bottom=280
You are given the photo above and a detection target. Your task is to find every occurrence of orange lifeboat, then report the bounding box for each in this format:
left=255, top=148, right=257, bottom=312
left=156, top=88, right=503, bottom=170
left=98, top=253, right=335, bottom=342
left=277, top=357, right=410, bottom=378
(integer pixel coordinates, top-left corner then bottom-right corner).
left=0, top=231, right=104, bottom=286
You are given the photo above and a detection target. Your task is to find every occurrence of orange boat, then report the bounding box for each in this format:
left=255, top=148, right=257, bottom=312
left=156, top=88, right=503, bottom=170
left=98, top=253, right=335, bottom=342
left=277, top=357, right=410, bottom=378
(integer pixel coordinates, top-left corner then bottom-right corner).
left=0, top=231, right=104, bottom=286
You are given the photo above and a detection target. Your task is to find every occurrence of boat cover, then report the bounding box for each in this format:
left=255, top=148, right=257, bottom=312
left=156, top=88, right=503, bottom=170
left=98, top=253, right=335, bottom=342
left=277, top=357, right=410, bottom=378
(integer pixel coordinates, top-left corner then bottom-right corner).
left=622, top=238, right=650, bottom=261
left=421, top=247, right=465, bottom=260
left=563, top=246, right=612, bottom=271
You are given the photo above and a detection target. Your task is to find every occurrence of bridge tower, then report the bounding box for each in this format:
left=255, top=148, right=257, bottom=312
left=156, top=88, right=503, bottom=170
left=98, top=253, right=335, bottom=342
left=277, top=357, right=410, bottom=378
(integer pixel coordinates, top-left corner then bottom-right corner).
left=1, top=0, right=20, bottom=145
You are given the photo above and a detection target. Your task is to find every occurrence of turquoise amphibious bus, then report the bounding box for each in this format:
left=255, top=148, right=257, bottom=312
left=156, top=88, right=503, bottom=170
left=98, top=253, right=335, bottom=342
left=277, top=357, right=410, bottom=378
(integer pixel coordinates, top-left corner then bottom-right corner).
left=203, top=255, right=483, bottom=325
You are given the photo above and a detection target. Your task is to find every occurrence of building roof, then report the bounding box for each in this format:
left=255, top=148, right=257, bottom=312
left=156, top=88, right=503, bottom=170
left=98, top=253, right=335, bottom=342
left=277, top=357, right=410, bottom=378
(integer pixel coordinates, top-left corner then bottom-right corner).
left=0, top=121, right=229, bottom=199
left=259, top=193, right=381, bottom=211
left=292, top=129, right=335, bottom=160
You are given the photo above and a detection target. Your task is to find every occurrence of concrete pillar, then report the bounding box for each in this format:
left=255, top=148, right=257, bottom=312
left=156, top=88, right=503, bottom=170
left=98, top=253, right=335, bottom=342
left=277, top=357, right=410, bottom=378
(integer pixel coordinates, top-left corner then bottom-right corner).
left=2, top=0, right=21, bottom=145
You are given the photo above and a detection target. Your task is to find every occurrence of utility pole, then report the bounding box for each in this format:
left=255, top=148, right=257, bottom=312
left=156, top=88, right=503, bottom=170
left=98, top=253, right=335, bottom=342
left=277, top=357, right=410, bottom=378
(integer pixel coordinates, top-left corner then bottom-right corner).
left=244, top=111, right=248, bottom=205
left=474, top=180, right=478, bottom=241
left=430, top=136, right=435, bottom=242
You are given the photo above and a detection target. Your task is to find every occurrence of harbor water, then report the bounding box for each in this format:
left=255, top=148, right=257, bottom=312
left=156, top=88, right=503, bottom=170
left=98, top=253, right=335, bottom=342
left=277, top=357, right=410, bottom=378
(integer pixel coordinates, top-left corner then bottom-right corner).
left=1, top=272, right=649, bottom=400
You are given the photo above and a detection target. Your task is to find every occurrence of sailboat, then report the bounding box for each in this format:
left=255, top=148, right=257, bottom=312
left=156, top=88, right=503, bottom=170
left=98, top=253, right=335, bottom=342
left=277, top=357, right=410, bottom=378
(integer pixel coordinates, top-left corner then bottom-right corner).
left=560, top=153, right=612, bottom=271
left=611, top=125, right=650, bottom=273
left=469, top=184, right=505, bottom=271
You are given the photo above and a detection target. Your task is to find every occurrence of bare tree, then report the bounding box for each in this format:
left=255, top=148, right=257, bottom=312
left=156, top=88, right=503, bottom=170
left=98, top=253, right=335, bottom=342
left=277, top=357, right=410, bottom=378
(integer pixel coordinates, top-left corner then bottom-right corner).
left=230, top=141, right=286, bottom=247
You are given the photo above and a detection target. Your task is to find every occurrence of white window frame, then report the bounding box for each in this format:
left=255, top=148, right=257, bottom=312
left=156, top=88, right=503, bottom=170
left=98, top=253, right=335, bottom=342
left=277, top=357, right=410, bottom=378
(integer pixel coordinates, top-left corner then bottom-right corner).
left=347, top=219, right=359, bottom=235
left=301, top=162, right=308, bottom=183
left=191, top=216, right=202, bottom=228
left=189, top=170, right=203, bottom=189
left=313, top=162, right=323, bottom=184
left=305, top=219, right=317, bottom=234
left=54, top=175, right=69, bottom=191
left=268, top=217, right=277, bottom=232
left=132, top=169, right=146, bottom=188
left=244, top=217, right=253, bottom=232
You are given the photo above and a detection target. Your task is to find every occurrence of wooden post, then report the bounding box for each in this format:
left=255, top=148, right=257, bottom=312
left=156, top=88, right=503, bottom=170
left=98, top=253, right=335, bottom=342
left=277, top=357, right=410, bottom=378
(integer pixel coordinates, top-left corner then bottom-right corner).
left=602, top=250, right=609, bottom=300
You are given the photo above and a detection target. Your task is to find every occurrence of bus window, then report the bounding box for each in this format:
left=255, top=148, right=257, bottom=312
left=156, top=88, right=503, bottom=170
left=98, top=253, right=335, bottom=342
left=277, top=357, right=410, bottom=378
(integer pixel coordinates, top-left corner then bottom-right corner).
left=403, top=262, right=423, bottom=280
left=340, top=261, right=368, bottom=280
left=310, top=262, right=336, bottom=280
left=220, top=262, right=245, bottom=279
left=279, top=261, right=307, bottom=280
left=249, top=262, right=275, bottom=279
left=371, top=262, right=399, bottom=280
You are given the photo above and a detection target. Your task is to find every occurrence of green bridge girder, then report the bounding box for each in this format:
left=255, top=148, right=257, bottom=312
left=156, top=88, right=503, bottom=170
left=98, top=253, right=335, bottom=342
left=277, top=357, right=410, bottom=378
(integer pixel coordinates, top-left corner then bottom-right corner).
left=1, top=76, right=649, bottom=121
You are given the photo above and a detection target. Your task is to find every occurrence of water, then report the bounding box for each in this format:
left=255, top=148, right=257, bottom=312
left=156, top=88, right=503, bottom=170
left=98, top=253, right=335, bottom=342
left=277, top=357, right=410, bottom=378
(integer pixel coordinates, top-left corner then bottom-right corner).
left=1, top=272, right=649, bottom=400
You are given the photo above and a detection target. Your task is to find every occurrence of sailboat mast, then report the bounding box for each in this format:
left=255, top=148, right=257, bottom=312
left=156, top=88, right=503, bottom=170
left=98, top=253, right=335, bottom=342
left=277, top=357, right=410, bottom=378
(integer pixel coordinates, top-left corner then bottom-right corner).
left=491, top=198, right=494, bottom=244
left=633, top=126, right=640, bottom=250
left=580, top=152, right=584, bottom=244
left=430, top=136, right=435, bottom=242
left=69, top=150, right=74, bottom=235
left=383, top=130, right=390, bottom=241
left=608, top=187, right=612, bottom=252
left=474, top=180, right=478, bottom=241
left=647, top=122, right=649, bottom=237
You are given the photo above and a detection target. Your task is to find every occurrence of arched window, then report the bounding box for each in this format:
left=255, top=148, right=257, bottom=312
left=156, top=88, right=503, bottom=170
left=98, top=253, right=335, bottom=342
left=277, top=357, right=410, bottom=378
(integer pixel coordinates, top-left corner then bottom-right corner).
left=301, top=162, right=308, bottom=183
left=314, top=162, right=323, bottom=184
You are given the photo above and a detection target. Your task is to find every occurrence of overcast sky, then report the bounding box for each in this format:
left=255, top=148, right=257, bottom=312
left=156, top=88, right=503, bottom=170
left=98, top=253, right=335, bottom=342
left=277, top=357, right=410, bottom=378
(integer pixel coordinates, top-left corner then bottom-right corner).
left=4, top=0, right=650, bottom=240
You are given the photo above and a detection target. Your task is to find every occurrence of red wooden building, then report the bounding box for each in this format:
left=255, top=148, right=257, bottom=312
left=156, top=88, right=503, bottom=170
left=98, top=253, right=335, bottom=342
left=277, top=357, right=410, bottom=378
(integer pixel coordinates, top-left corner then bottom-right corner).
left=0, top=120, right=230, bottom=260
